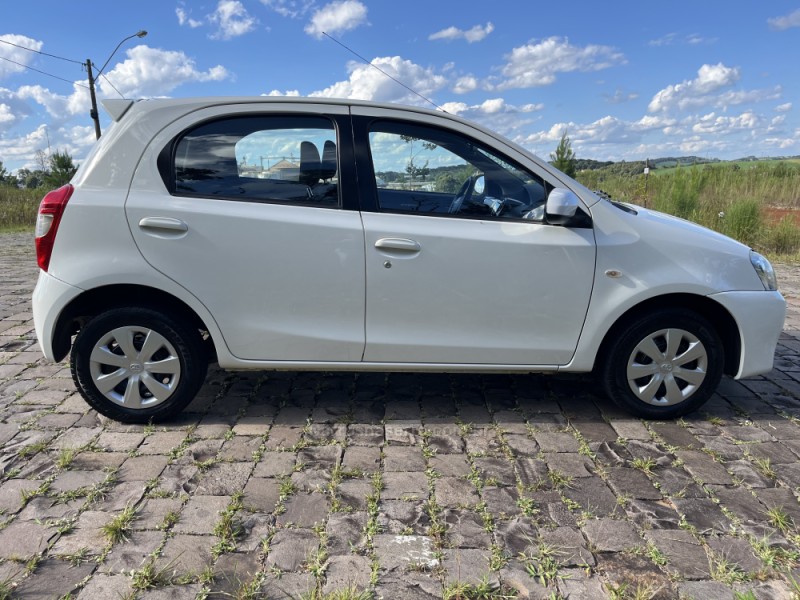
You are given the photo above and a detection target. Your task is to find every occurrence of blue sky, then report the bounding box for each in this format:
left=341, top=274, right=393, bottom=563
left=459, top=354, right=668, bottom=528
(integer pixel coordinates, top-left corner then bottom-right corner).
left=1, top=1, right=799, bottom=172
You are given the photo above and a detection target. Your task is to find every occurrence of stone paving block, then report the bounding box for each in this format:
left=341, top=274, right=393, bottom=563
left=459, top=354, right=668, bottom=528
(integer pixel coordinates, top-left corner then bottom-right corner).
left=253, top=450, right=297, bottom=477
left=515, top=457, right=549, bottom=488
left=625, top=499, right=681, bottom=530
left=263, top=425, right=303, bottom=449
left=138, top=431, right=188, bottom=455
left=266, top=528, right=319, bottom=571
left=544, top=453, right=594, bottom=478
left=707, top=536, right=763, bottom=574
left=582, top=518, right=643, bottom=552
left=747, top=441, right=799, bottom=464
left=134, top=497, right=185, bottom=530
left=260, top=572, right=317, bottom=599
left=0, top=520, right=56, bottom=559
left=192, top=461, right=251, bottom=495
left=50, top=510, right=109, bottom=556
left=336, top=478, right=373, bottom=510
left=373, top=573, right=442, bottom=599
left=594, top=553, right=675, bottom=600
left=650, top=421, right=700, bottom=448
left=173, top=495, right=230, bottom=534
left=277, top=492, right=329, bottom=527
left=218, top=435, right=262, bottom=461
left=645, top=529, right=710, bottom=580
left=242, top=477, right=280, bottom=512
left=540, top=526, right=595, bottom=567
left=341, top=445, right=381, bottom=472
left=0, top=478, right=41, bottom=513
left=675, top=450, right=733, bottom=485
left=606, top=467, right=662, bottom=500
left=435, top=476, right=480, bottom=507
left=13, top=558, right=95, bottom=599
left=77, top=573, right=133, bottom=599
left=291, top=467, right=331, bottom=492
left=473, top=456, right=517, bottom=486
left=442, top=548, right=495, bottom=586
left=482, top=486, right=521, bottom=519
left=378, top=500, right=430, bottom=535
left=672, top=498, right=732, bottom=534
left=382, top=471, right=428, bottom=500
left=96, top=431, right=146, bottom=452
left=237, top=513, right=274, bottom=551
left=100, top=530, right=165, bottom=573
left=563, top=477, right=622, bottom=518
left=384, top=445, right=426, bottom=472
left=118, top=454, right=169, bottom=481
left=443, top=508, right=492, bottom=549
left=534, top=432, right=580, bottom=453
left=428, top=454, right=472, bottom=477
left=322, top=555, right=372, bottom=595
left=374, top=534, right=438, bottom=573
left=156, top=534, right=215, bottom=577
left=209, top=551, right=263, bottom=596
left=327, top=511, right=368, bottom=555
left=609, top=419, right=651, bottom=440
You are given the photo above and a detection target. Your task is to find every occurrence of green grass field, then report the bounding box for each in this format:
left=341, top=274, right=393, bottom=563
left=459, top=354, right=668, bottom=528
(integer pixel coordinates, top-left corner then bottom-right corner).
left=577, top=161, right=800, bottom=261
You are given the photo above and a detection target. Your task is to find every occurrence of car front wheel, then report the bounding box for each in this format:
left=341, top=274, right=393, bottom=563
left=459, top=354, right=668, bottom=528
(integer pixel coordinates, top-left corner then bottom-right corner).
left=601, top=309, right=724, bottom=419
left=71, top=307, right=207, bottom=423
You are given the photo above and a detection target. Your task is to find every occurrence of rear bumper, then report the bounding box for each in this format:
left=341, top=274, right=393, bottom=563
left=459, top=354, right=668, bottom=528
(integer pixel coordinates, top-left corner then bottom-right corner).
left=32, top=270, right=83, bottom=362
left=709, top=290, right=786, bottom=378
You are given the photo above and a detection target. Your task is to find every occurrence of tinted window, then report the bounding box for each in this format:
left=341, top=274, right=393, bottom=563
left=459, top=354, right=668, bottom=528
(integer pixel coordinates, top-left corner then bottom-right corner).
left=368, top=121, right=549, bottom=221
left=173, top=116, right=339, bottom=207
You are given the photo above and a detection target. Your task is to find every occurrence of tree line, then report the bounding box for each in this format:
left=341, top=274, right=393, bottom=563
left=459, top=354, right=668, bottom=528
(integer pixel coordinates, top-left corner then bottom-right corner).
left=0, top=150, right=78, bottom=189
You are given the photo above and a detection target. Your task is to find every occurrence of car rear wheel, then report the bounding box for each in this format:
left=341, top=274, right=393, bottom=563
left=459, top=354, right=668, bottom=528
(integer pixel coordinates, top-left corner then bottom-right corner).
left=601, top=309, right=723, bottom=419
left=71, top=307, right=207, bottom=423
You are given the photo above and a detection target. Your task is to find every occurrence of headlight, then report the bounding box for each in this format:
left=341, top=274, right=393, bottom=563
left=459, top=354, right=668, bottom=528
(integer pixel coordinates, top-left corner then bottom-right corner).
left=750, top=251, right=778, bottom=291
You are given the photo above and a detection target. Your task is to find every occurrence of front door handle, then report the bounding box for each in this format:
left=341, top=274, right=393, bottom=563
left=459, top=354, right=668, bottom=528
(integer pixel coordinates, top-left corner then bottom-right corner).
left=374, top=238, right=421, bottom=253
left=138, top=217, right=188, bottom=233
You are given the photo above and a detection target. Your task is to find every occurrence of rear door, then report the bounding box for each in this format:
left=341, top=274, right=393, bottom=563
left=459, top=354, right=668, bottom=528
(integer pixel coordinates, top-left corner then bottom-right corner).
left=126, top=104, right=366, bottom=362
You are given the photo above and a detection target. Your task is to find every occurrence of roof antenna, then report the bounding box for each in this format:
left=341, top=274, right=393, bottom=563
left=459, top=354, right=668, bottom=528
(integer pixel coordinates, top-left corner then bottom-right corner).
left=321, top=31, right=447, bottom=113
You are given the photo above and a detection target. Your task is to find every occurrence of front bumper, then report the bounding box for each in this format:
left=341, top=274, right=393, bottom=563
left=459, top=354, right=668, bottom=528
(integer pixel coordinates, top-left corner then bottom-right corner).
left=32, top=270, right=83, bottom=362
left=709, top=290, right=786, bottom=378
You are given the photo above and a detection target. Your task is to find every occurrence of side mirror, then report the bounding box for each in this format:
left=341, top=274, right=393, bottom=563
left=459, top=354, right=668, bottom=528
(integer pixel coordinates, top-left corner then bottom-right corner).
left=546, top=188, right=579, bottom=225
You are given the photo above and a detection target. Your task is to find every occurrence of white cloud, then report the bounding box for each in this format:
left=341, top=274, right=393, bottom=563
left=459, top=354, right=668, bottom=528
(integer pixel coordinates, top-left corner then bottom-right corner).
left=648, top=63, right=740, bottom=112
left=768, top=9, right=800, bottom=30
left=691, top=111, right=760, bottom=134
left=776, top=102, right=792, bottom=113
left=0, top=34, right=43, bottom=80
left=649, top=32, right=716, bottom=46
left=98, top=45, right=229, bottom=98
left=0, top=103, right=15, bottom=127
left=429, top=22, right=494, bottom=43
left=176, top=6, right=203, bottom=28
left=209, top=0, right=258, bottom=40
left=305, top=0, right=368, bottom=38
left=16, top=83, right=89, bottom=119
left=265, top=89, right=301, bottom=96
left=309, top=56, right=445, bottom=105
left=452, top=76, right=478, bottom=94
left=260, top=0, right=315, bottom=18
left=495, top=37, right=625, bottom=90
left=763, top=137, right=796, bottom=149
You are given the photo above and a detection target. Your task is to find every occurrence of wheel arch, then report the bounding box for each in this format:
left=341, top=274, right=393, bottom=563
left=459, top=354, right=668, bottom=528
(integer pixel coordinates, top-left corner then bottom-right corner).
left=594, top=293, right=741, bottom=377
left=51, top=284, right=218, bottom=363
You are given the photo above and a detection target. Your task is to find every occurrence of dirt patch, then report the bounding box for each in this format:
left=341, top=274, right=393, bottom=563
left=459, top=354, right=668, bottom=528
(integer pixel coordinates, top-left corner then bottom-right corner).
left=762, top=206, right=800, bottom=225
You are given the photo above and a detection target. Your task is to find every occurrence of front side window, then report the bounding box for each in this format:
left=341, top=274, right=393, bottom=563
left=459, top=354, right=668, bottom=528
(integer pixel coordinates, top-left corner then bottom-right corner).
left=368, top=121, right=549, bottom=220
left=173, top=116, right=339, bottom=207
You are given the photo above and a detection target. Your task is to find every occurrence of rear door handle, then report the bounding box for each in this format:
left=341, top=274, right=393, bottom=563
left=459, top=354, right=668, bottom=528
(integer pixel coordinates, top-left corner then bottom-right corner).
left=138, top=217, right=188, bottom=233
left=374, top=238, right=421, bottom=253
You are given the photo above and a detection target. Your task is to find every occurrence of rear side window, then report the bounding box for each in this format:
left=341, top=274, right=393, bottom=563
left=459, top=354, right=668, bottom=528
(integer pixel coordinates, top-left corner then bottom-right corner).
left=172, top=115, right=339, bottom=207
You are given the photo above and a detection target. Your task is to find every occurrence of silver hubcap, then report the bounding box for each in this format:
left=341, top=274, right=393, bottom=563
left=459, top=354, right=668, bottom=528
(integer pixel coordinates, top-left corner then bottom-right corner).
left=89, top=326, right=181, bottom=409
left=626, top=328, right=708, bottom=406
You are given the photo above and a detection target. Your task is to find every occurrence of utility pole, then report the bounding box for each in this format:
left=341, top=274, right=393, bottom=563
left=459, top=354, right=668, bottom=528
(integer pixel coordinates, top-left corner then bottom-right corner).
left=86, top=59, right=101, bottom=140
left=85, top=30, right=148, bottom=140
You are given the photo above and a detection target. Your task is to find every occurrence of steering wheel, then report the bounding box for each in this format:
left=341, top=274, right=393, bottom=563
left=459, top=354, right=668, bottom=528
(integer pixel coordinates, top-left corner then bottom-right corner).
left=448, top=174, right=480, bottom=214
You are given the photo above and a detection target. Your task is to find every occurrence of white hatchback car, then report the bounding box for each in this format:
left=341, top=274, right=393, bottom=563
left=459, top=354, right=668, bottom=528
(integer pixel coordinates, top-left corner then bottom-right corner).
left=32, top=97, right=786, bottom=423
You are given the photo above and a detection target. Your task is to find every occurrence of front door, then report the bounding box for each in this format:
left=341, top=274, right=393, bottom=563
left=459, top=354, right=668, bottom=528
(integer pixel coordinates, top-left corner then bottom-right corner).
left=359, top=117, right=596, bottom=365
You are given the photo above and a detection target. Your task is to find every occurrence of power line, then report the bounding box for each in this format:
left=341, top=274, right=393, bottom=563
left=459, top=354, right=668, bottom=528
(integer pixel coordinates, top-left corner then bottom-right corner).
left=99, top=71, right=124, bottom=99
left=0, top=55, right=88, bottom=89
left=321, top=32, right=446, bottom=113
left=0, top=37, right=83, bottom=65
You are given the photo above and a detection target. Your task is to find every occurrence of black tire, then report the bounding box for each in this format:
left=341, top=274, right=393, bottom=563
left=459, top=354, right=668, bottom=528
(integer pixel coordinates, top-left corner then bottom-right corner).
left=71, top=307, right=207, bottom=423
left=601, top=309, right=724, bottom=419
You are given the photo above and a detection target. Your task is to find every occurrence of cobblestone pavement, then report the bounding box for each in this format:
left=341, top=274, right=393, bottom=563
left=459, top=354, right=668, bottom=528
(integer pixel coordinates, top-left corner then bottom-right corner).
left=1, top=231, right=800, bottom=600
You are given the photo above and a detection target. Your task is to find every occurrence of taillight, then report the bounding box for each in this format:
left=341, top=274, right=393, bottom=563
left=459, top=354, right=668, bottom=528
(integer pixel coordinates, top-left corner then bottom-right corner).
left=35, top=184, right=74, bottom=272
